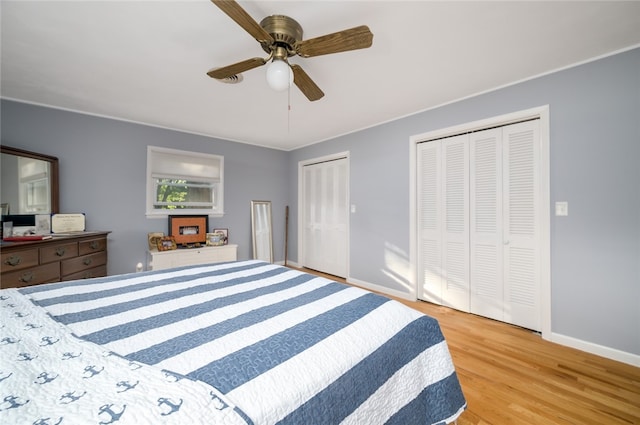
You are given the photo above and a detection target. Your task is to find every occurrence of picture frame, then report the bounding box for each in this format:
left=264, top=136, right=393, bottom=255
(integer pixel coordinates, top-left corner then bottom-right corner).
left=206, top=232, right=224, bottom=246
left=169, top=215, right=208, bottom=246
left=2, top=221, right=13, bottom=239
left=148, top=232, right=164, bottom=250
left=213, top=228, right=229, bottom=245
left=35, top=214, right=51, bottom=235
left=51, top=213, right=85, bottom=233
left=157, top=235, right=177, bottom=251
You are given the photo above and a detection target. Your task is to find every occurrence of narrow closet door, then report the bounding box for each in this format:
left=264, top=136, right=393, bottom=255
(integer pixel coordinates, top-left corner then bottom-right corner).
left=302, top=158, right=348, bottom=278
left=303, top=164, right=322, bottom=272
left=441, top=135, right=470, bottom=311
left=503, top=120, right=541, bottom=331
left=417, top=140, right=443, bottom=304
left=469, top=128, right=504, bottom=321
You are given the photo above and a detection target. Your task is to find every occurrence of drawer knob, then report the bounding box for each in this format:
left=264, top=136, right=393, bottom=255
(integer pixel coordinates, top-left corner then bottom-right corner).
left=55, top=247, right=66, bottom=256
left=83, top=258, right=93, bottom=266
left=4, top=255, right=22, bottom=267
left=19, top=272, right=34, bottom=283
left=90, top=241, right=99, bottom=250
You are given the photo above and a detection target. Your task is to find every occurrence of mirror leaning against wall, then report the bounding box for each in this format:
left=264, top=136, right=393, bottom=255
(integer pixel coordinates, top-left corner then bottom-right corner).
left=251, top=200, right=273, bottom=263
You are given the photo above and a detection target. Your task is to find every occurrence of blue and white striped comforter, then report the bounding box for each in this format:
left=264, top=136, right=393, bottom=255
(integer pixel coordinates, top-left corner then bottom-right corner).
left=18, top=260, right=466, bottom=424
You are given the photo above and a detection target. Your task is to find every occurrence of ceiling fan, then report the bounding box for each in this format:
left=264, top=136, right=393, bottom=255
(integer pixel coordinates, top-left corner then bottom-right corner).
left=207, top=0, right=374, bottom=101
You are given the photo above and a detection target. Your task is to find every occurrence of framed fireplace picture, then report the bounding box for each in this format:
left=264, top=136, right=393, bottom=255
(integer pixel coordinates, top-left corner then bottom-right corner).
left=168, top=215, right=208, bottom=246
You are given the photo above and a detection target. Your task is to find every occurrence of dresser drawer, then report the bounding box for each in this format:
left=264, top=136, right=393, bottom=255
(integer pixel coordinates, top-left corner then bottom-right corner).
left=1, top=248, right=40, bottom=273
left=79, top=237, right=107, bottom=255
left=40, top=242, right=79, bottom=264
left=61, top=251, right=107, bottom=276
left=1, top=262, right=60, bottom=288
left=63, top=265, right=107, bottom=281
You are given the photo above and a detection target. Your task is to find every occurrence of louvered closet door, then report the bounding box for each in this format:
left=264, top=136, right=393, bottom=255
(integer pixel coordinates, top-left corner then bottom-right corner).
left=418, top=119, right=541, bottom=331
left=302, top=158, right=348, bottom=278
left=441, top=135, right=470, bottom=311
left=503, top=120, right=541, bottom=331
left=417, top=136, right=470, bottom=310
left=417, top=140, right=443, bottom=304
left=470, top=128, right=504, bottom=322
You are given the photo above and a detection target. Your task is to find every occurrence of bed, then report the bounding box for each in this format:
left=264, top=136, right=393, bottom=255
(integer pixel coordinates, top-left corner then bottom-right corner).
left=1, top=260, right=466, bottom=424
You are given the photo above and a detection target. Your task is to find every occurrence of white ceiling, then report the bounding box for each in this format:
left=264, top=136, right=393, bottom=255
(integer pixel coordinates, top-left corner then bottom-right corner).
left=2, top=1, right=640, bottom=151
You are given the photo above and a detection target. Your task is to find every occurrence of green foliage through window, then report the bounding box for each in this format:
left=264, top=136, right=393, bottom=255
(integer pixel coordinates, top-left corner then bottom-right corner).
left=153, top=178, right=214, bottom=210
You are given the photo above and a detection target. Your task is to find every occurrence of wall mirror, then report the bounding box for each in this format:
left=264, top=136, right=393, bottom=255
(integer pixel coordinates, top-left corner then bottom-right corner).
left=251, top=200, right=273, bottom=263
left=1, top=146, right=59, bottom=215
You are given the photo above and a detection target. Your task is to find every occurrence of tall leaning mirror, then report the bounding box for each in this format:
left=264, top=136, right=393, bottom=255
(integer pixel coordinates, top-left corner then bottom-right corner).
left=1, top=146, right=59, bottom=215
left=251, top=200, right=273, bottom=263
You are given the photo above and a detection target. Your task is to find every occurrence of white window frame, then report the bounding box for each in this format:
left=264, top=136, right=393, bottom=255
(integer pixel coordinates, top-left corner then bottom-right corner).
left=146, top=145, right=224, bottom=218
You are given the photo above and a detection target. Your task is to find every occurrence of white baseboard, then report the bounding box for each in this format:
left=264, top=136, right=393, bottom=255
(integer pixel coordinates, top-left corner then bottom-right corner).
left=281, top=263, right=415, bottom=300
left=346, top=277, right=417, bottom=302
left=550, top=332, right=640, bottom=367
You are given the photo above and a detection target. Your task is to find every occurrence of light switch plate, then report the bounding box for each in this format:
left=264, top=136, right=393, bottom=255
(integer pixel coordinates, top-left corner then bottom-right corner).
left=555, top=201, right=568, bottom=216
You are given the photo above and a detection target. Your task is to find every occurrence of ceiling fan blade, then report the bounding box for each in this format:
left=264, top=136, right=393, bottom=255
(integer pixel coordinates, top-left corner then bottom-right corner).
left=291, top=64, right=324, bottom=101
left=211, top=0, right=274, bottom=44
left=207, top=57, right=267, bottom=79
left=295, top=25, right=373, bottom=58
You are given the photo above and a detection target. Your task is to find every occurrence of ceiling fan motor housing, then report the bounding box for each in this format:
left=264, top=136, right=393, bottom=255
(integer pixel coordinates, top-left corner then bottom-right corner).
left=259, top=15, right=303, bottom=56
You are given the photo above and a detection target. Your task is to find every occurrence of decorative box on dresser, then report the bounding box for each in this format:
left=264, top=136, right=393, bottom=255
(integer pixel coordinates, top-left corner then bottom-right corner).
left=147, top=244, right=238, bottom=271
left=1, top=231, right=110, bottom=288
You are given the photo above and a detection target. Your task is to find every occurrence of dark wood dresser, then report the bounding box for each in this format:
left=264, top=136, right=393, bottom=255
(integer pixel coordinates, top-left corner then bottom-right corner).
left=1, top=231, right=110, bottom=288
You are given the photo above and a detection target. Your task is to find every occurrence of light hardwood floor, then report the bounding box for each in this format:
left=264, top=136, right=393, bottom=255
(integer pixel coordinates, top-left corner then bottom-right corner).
left=294, top=267, right=640, bottom=425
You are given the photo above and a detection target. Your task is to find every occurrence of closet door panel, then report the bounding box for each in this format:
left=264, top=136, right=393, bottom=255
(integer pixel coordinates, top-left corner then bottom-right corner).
left=417, top=141, right=443, bottom=304
left=469, top=128, right=504, bottom=321
left=441, top=135, right=470, bottom=311
left=303, top=165, right=323, bottom=272
left=503, top=120, right=541, bottom=331
left=322, top=159, right=348, bottom=277
left=302, top=158, right=348, bottom=277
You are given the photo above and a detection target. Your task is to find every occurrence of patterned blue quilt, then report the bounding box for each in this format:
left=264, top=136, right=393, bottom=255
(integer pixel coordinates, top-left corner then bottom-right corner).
left=4, top=260, right=466, bottom=424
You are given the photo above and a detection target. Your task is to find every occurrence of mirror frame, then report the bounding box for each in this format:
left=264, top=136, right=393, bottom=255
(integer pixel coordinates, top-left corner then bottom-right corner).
left=251, top=200, right=273, bottom=263
left=1, top=145, right=60, bottom=214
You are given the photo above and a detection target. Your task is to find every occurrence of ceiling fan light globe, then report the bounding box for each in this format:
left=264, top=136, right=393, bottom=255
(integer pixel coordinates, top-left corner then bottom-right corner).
left=266, top=59, right=293, bottom=91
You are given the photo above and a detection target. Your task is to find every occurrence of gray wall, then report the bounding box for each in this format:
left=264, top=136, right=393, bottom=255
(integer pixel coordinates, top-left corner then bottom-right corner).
left=2, top=47, right=638, bottom=360
left=1, top=101, right=289, bottom=274
left=288, top=47, right=640, bottom=358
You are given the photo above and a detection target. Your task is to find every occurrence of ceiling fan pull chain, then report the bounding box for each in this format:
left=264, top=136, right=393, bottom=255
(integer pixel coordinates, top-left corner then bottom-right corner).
left=288, top=85, right=291, bottom=134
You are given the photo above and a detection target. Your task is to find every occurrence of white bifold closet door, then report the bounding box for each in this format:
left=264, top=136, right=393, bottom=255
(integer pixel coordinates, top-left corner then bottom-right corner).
left=417, top=134, right=470, bottom=312
left=418, top=120, right=541, bottom=331
left=302, top=158, right=348, bottom=278
left=469, top=128, right=504, bottom=323
left=501, top=120, right=540, bottom=330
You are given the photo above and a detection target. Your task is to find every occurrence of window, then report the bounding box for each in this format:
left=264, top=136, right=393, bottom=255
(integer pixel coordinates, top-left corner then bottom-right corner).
left=146, top=146, right=224, bottom=217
